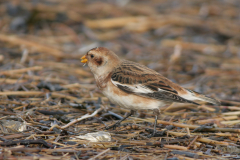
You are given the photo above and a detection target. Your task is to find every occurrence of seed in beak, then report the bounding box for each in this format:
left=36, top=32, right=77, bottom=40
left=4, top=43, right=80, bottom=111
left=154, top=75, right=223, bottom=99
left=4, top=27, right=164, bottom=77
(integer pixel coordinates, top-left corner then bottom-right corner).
left=81, top=55, right=88, bottom=63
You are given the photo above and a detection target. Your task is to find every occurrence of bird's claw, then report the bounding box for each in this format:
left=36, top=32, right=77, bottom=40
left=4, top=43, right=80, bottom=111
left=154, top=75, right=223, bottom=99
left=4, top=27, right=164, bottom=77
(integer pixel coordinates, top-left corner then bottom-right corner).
left=147, top=132, right=156, bottom=138
left=105, top=123, right=120, bottom=130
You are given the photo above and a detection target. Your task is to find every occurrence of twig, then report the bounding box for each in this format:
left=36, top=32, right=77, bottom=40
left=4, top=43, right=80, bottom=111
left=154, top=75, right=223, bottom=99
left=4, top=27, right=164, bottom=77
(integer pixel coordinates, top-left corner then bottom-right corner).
left=0, top=34, right=65, bottom=58
left=168, top=131, right=230, bottom=146
left=196, top=115, right=238, bottom=124
left=4, top=73, right=68, bottom=84
left=0, top=66, right=43, bottom=75
left=0, top=91, right=44, bottom=96
left=0, top=78, right=26, bottom=84
left=89, top=148, right=110, bottom=160
left=187, top=136, right=199, bottom=148
left=170, top=150, right=199, bottom=158
left=61, top=107, right=103, bottom=129
left=0, top=111, right=16, bottom=115
left=164, top=145, right=188, bottom=150
left=222, top=111, right=240, bottom=116
left=0, top=139, right=53, bottom=148
left=161, top=39, right=239, bottom=55
left=0, top=91, right=108, bottom=103
left=133, top=117, right=240, bottom=133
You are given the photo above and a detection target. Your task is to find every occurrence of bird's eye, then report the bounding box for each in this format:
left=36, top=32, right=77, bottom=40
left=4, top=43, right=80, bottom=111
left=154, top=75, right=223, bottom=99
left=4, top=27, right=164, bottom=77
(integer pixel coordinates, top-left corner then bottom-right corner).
left=90, top=55, right=94, bottom=58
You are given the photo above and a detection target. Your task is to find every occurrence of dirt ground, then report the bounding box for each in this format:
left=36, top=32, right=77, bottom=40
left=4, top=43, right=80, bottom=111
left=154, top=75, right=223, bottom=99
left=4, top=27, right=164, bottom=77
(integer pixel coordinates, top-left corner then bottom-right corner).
left=0, top=0, right=240, bottom=159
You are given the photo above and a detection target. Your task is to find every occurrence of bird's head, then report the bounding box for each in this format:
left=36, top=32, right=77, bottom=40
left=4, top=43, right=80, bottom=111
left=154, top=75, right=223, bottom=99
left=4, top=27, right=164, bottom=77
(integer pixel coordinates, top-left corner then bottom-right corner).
left=81, top=47, right=121, bottom=77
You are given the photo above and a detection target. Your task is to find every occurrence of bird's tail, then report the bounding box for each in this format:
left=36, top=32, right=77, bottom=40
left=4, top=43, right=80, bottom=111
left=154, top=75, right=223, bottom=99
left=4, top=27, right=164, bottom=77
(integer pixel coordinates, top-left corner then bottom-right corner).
left=183, top=89, right=221, bottom=106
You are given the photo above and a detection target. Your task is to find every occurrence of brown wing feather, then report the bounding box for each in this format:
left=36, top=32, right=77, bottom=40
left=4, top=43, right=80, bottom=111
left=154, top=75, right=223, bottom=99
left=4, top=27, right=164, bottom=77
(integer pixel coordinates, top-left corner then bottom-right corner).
left=111, top=60, right=178, bottom=94
left=111, top=60, right=199, bottom=105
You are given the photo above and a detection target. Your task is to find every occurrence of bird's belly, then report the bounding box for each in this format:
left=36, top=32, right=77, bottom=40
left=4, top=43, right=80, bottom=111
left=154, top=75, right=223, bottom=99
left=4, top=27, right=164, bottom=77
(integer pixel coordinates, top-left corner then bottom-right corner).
left=102, top=84, right=166, bottom=110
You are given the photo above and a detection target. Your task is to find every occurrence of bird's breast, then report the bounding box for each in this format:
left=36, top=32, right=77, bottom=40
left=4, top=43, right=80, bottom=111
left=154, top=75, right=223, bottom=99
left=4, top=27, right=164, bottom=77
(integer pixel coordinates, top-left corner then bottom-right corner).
left=101, top=81, right=166, bottom=110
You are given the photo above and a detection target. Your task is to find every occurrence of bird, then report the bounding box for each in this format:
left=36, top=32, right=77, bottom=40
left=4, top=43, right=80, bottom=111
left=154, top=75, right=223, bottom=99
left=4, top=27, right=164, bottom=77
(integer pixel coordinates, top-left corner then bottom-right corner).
left=81, top=47, right=220, bottom=137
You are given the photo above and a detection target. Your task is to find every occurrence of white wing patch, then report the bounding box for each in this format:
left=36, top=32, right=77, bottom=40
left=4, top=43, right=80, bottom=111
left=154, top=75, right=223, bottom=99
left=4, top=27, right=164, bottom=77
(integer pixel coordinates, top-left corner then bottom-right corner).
left=158, top=88, right=167, bottom=92
left=111, top=79, right=154, bottom=93
left=180, top=90, right=202, bottom=101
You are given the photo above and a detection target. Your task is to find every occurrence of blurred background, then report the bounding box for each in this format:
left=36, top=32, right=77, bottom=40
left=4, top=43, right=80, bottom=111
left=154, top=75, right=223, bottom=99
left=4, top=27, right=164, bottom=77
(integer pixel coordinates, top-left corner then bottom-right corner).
left=0, top=0, right=240, bottom=102
left=0, top=1, right=240, bottom=159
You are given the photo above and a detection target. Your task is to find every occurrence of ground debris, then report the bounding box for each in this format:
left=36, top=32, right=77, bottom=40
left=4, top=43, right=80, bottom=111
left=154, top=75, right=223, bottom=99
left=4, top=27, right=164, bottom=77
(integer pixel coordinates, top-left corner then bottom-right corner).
left=0, top=0, right=240, bottom=159
left=75, top=131, right=111, bottom=142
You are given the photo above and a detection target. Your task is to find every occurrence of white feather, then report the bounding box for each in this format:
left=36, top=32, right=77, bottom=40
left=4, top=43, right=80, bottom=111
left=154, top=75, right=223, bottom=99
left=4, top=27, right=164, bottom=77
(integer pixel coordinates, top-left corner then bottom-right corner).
left=111, top=79, right=154, bottom=93
left=180, top=91, right=202, bottom=101
left=158, top=88, right=166, bottom=92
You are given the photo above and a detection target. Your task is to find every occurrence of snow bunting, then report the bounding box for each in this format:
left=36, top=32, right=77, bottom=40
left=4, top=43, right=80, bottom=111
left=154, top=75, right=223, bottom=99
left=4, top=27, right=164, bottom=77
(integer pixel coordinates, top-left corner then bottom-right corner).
left=81, top=47, right=220, bottom=137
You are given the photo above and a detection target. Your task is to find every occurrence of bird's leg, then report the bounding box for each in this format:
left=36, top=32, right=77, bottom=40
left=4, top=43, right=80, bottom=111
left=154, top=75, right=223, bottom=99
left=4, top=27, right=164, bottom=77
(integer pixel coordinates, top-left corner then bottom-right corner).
left=105, top=110, right=134, bottom=130
left=148, top=109, right=160, bottom=138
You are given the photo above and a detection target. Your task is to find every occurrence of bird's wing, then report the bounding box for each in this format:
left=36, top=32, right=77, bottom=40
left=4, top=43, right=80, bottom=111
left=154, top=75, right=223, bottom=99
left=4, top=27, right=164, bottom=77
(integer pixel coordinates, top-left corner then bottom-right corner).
left=111, top=60, right=199, bottom=105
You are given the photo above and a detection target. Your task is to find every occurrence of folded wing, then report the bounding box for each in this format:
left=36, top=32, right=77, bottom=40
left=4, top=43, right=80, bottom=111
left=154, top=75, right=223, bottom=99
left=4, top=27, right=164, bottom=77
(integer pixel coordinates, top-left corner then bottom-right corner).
left=111, top=60, right=199, bottom=105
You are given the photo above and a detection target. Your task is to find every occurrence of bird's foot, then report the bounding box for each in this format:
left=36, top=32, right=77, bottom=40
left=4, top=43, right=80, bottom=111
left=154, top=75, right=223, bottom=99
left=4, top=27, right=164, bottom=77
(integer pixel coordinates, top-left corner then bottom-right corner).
left=105, top=122, right=120, bottom=130
left=147, top=132, right=156, bottom=138
left=145, top=128, right=162, bottom=138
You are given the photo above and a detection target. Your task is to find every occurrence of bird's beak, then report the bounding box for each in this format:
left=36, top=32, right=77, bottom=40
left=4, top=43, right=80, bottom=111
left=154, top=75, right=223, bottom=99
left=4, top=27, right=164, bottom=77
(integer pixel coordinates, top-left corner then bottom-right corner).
left=81, top=55, right=88, bottom=63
